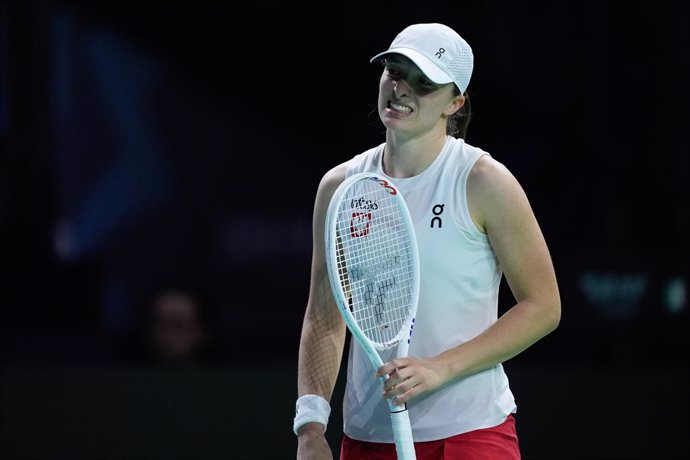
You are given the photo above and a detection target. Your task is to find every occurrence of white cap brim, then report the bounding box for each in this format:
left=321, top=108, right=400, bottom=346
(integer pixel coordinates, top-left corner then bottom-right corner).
left=370, top=47, right=454, bottom=85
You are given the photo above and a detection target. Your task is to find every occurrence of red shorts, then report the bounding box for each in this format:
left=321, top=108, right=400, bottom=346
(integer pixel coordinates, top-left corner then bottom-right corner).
left=340, top=414, right=520, bottom=460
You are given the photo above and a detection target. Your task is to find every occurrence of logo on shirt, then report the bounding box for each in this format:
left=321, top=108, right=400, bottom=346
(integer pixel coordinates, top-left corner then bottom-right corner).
left=430, top=204, right=445, bottom=228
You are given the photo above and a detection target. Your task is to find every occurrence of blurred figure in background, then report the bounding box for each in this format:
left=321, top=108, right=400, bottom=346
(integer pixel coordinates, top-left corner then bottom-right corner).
left=122, top=286, right=220, bottom=369
left=148, top=289, right=207, bottom=368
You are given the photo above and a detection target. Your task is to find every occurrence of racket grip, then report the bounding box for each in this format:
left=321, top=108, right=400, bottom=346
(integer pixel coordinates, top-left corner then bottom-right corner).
left=389, top=405, right=416, bottom=460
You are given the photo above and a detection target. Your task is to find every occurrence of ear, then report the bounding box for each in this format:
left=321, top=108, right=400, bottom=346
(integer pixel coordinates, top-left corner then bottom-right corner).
left=444, top=94, right=465, bottom=116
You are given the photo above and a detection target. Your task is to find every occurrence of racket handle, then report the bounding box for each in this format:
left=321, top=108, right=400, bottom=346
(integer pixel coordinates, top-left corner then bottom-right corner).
left=389, top=404, right=416, bottom=460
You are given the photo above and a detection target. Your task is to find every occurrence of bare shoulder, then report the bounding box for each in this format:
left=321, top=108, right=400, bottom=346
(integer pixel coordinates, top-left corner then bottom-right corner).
left=313, top=162, right=351, bottom=216
left=467, top=155, right=530, bottom=233
left=468, top=155, right=520, bottom=192
left=310, top=161, right=352, bottom=271
left=318, top=162, right=349, bottom=198
left=312, top=161, right=351, bottom=229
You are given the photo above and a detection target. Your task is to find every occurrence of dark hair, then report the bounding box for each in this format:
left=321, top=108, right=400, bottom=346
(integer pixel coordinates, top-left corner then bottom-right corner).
left=447, top=88, right=471, bottom=140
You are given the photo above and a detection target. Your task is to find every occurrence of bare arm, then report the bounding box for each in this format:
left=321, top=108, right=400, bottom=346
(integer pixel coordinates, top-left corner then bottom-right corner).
left=378, top=156, right=561, bottom=404
left=440, top=156, right=561, bottom=374
left=296, top=164, right=348, bottom=457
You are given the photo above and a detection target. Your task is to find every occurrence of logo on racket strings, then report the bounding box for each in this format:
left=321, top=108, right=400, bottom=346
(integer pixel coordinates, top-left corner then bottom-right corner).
left=350, top=212, right=372, bottom=237
left=350, top=197, right=378, bottom=210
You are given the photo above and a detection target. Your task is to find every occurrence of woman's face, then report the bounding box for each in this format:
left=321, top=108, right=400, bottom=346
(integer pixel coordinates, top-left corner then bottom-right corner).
left=377, top=55, right=462, bottom=137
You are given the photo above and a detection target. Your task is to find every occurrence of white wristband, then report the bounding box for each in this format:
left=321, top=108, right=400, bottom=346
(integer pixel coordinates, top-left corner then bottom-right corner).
left=293, top=394, right=331, bottom=435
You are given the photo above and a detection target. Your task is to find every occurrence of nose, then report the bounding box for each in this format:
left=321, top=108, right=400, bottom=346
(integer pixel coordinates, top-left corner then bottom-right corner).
left=393, top=80, right=409, bottom=98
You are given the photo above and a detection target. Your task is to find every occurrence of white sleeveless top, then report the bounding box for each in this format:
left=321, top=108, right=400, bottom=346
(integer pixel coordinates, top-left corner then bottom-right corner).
left=343, top=136, right=517, bottom=442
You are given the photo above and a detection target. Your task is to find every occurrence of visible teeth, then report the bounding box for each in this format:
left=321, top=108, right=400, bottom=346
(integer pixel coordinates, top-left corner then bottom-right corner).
left=390, top=102, right=411, bottom=113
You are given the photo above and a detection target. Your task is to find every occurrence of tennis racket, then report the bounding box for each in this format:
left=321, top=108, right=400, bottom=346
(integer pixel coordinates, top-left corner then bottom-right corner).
left=325, top=172, right=420, bottom=460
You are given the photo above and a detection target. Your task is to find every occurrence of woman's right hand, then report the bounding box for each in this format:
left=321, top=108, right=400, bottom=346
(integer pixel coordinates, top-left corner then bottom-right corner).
left=296, top=423, right=333, bottom=460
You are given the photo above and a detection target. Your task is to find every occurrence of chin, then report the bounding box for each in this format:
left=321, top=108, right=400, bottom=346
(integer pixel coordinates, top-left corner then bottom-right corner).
left=381, top=117, right=409, bottom=131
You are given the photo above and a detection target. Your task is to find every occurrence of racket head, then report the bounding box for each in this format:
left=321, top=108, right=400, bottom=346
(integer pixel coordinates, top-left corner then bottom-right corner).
left=325, top=172, right=420, bottom=352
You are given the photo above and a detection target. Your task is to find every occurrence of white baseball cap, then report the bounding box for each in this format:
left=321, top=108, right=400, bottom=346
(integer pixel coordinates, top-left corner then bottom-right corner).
left=370, top=23, right=474, bottom=94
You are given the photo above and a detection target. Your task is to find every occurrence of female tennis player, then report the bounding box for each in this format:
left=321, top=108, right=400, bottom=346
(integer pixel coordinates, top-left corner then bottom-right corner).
left=295, top=23, right=561, bottom=459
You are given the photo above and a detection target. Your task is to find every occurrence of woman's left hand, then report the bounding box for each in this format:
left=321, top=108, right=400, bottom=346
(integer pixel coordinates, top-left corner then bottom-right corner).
left=376, top=356, right=448, bottom=406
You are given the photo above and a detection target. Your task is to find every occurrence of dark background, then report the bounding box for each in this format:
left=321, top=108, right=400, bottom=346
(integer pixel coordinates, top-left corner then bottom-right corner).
left=1, top=1, right=688, bottom=459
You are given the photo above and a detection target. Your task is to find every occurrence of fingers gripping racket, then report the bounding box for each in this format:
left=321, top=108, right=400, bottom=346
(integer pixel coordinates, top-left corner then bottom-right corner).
left=325, top=172, right=420, bottom=460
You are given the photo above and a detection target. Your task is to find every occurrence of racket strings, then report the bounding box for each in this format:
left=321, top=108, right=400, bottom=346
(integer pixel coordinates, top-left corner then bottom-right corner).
left=334, top=179, right=417, bottom=348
